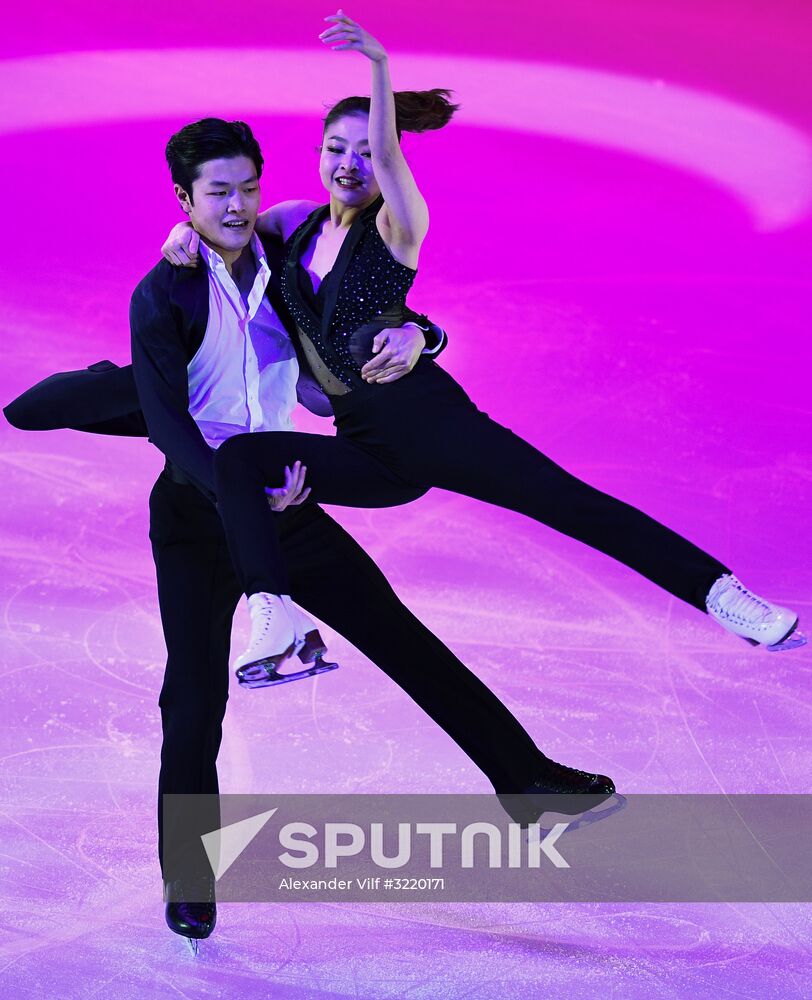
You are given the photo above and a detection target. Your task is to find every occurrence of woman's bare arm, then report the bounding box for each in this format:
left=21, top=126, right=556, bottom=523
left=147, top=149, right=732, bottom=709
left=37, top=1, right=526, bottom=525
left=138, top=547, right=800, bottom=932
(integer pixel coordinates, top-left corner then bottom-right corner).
left=320, top=11, right=429, bottom=261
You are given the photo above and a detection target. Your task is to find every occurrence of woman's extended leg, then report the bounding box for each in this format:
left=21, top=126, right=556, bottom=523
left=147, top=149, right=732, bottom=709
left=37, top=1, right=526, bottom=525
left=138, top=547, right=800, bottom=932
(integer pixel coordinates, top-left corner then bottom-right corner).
left=386, top=401, right=729, bottom=611
left=215, top=402, right=726, bottom=610
left=215, top=379, right=801, bottom=649
left=384, top=394, right=799, bottom=645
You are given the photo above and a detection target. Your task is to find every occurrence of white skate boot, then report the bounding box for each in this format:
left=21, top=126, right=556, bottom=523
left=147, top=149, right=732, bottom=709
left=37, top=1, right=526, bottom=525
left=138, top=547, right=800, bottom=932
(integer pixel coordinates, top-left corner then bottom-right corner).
left=705, top=574, right=806, bottom=651
left=234, top=593, right=301, bottom=686
left=235, top=595, right=340, bottom=689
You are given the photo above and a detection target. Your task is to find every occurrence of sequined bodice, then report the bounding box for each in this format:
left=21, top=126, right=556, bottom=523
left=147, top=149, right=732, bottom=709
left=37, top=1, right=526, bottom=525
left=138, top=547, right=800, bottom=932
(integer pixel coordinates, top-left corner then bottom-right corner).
left=281, top=199, right=417, bottom=389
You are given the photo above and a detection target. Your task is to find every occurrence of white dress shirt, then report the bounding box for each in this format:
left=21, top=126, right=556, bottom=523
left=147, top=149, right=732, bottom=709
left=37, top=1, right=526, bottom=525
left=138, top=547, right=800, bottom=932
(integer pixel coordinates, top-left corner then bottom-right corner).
left=187, top=235, right=299, bottom=449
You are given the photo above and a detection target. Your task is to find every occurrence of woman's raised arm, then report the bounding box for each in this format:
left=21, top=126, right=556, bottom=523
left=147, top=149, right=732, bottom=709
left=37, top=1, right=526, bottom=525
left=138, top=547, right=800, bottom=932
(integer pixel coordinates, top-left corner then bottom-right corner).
left=320, top=10, right=429, bottom=253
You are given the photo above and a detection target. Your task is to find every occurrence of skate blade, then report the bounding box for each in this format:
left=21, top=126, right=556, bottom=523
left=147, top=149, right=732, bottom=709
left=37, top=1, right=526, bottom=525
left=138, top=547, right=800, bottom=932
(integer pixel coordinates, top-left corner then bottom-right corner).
left=499, top=788, right=620, bottom=828
left=186, top=937, right=199, bottom=956
left=536, top=793, right=628, bottom=834
left=235, top=641, right=300, bottom=685
left=767, top=630, right=807, bottom=652
left=238, top=654, right=340, bottom=689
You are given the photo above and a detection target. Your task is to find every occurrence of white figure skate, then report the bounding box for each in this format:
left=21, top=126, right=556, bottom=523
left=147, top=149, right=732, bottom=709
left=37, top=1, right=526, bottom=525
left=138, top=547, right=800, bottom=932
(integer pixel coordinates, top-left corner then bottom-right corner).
left=235, top=594, right=339, bottom=688
left=706, top=574, right=806, bottom=651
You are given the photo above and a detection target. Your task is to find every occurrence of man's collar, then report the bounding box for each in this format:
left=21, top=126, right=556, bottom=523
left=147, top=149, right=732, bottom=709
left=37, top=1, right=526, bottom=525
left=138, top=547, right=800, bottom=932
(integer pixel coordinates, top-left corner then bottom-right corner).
left=198, top=231, right=269, bottom=274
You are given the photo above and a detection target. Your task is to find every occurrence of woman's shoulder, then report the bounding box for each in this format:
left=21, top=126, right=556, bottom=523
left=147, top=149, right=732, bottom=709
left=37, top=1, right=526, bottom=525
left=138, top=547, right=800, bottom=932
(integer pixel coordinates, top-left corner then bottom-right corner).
left=276, top=200, right=325, bottom=241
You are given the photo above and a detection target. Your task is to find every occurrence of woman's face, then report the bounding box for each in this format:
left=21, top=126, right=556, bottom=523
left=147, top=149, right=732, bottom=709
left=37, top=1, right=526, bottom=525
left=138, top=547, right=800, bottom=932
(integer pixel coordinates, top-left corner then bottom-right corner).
left=320, top=113, right=381, bottom=207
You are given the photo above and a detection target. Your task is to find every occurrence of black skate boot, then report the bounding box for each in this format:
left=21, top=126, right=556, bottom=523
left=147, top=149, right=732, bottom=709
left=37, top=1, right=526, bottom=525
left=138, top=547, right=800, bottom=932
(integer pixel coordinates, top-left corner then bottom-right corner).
left=164, top=874, right=216, bottom=955
left=498, top=757, right=619, bottom=829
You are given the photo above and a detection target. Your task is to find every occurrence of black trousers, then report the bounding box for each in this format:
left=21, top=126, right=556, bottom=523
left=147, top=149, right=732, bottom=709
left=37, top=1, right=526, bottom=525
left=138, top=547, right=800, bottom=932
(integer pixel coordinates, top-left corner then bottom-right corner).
left=215, top=358, right=729, bottom=608
left=150, top=471, right=548, bottom=872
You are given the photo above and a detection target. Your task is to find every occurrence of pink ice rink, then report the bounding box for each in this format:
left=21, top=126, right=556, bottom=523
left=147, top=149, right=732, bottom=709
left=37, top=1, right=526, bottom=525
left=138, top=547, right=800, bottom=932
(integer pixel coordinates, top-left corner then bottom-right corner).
left=1, top=1, right=811, bottom=996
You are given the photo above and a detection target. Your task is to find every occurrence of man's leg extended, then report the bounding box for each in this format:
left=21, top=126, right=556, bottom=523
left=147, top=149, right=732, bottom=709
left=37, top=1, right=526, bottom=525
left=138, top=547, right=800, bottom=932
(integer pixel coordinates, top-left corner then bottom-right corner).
left=278, top=503, right=548, bottom=792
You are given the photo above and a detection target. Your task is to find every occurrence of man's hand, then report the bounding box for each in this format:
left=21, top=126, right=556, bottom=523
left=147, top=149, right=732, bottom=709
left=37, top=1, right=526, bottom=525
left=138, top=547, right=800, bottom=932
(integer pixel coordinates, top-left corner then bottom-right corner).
left=361, top=324, right=426, bottom=384
left=162, top=222, right=200, bottom=268
left=265, top=461, right=311, bottom=511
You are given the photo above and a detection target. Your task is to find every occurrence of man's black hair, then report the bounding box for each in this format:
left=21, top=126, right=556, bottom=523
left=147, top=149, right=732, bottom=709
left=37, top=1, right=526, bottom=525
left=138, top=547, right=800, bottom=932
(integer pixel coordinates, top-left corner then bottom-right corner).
left=165, top=118, right=264, bottom=202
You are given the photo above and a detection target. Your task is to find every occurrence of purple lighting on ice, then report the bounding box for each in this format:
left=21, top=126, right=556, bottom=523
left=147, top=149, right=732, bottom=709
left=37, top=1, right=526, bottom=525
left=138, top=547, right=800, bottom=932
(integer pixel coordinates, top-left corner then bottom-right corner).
left=0, top=0, right=810, bottom=994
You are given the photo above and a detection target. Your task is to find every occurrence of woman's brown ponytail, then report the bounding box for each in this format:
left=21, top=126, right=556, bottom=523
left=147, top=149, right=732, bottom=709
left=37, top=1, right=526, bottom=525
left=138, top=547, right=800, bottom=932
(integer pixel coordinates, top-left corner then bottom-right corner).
left=324, top=89, right=459, bottom=139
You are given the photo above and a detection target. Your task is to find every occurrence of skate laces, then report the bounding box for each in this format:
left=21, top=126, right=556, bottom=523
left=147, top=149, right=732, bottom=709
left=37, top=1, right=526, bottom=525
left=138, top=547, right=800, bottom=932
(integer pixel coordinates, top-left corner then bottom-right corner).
left=247, top=594, right=282, bottom=646
left=245, top=593, right=300, bottom=652
left=544, top=758, right=594, bottom=781
left=708, top=575, right=773, bottom=624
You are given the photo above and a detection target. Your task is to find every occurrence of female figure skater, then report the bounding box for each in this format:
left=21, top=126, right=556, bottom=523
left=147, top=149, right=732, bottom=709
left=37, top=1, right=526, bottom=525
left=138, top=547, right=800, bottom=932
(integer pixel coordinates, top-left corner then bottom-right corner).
left=163, top=10, right=804, bottom=685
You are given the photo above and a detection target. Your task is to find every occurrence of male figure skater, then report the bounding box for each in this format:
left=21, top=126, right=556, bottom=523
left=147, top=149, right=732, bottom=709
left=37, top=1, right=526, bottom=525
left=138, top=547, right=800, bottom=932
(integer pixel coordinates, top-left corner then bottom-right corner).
left=4, top=117, right=614, bottom=949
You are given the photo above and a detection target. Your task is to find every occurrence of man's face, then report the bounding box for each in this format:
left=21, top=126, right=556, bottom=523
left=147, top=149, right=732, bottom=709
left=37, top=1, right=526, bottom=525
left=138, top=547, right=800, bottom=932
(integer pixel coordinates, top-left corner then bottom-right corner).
left=175, top=156, right=261, bottom=256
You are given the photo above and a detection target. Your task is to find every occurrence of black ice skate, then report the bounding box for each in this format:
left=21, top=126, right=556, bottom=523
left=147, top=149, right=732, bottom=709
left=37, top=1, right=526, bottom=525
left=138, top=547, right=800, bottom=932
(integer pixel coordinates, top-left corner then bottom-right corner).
left=164, top=875, right=216, bottom=956
left=498, top=758, right=617, bottom=828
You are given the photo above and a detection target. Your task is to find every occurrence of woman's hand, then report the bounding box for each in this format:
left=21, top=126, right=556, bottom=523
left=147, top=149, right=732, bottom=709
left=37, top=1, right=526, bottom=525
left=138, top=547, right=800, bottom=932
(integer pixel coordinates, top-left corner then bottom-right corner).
left=361, top=325, right=425, bottom=384
left=162, top=222, right=200, bottom=268
left=319, top=10, right=387, bottom=63
left=265, top=461, right=311, bottom=511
